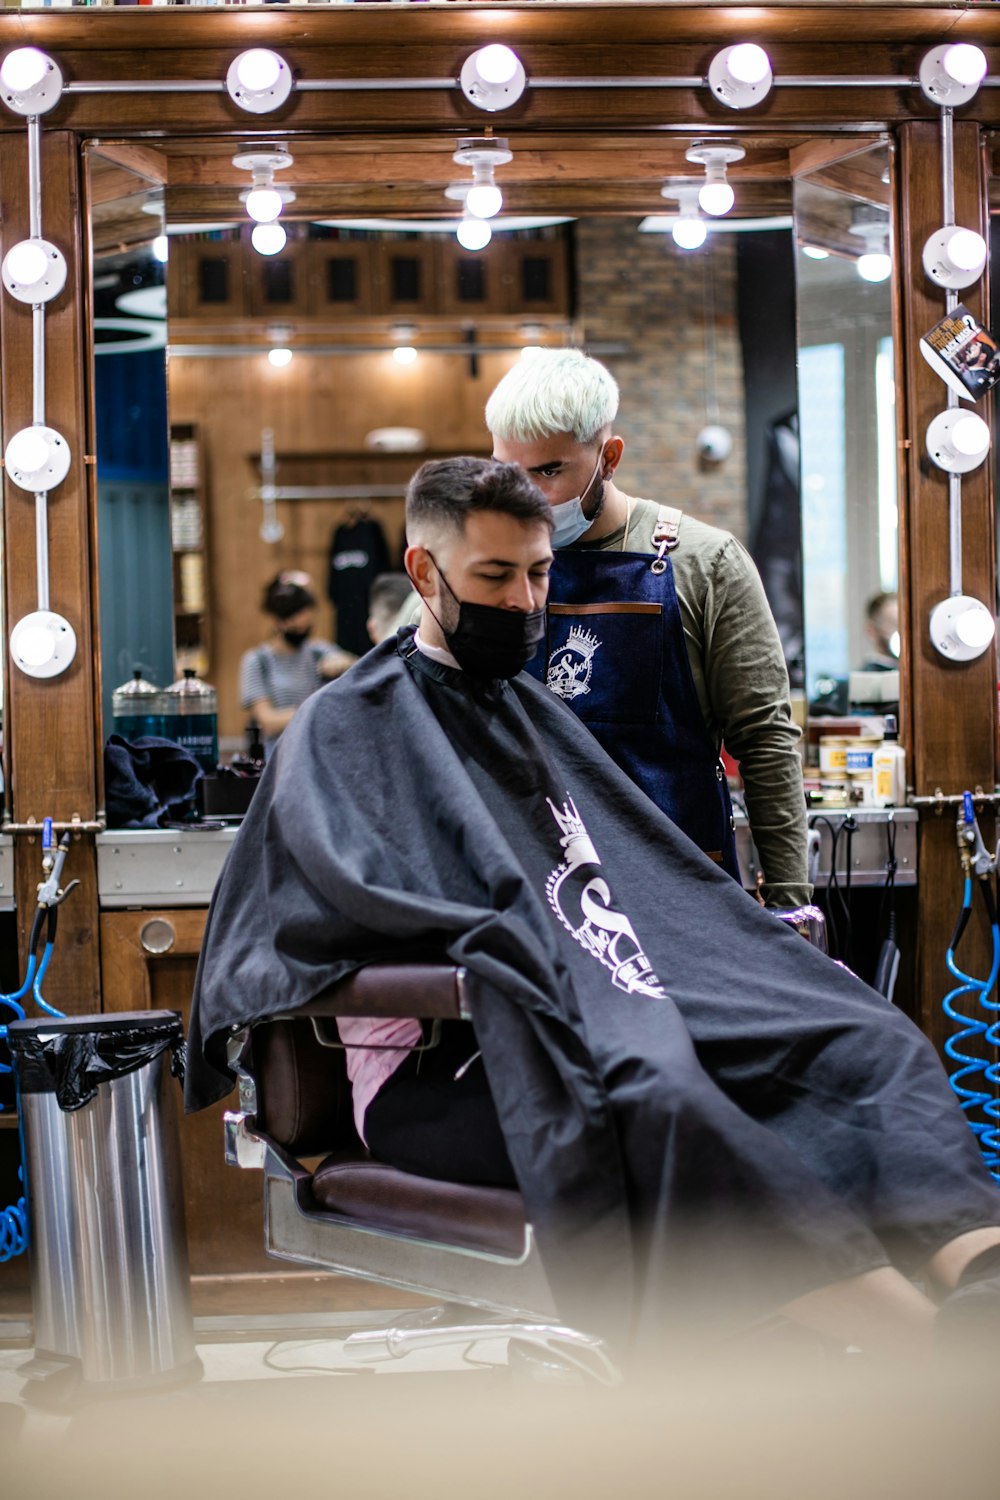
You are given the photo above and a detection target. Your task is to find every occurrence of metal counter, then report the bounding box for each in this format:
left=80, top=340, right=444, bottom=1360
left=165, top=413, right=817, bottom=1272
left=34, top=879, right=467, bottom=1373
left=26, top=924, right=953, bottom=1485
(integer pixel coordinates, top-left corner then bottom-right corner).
left=94, top=807, right=916, bottom=910
left=96, top=827, right=238, bottom=909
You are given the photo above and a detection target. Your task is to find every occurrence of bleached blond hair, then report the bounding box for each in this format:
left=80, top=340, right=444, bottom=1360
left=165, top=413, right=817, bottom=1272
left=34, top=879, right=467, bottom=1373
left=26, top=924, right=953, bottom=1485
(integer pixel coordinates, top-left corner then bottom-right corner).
left=485, top=349, right=619, bottom=445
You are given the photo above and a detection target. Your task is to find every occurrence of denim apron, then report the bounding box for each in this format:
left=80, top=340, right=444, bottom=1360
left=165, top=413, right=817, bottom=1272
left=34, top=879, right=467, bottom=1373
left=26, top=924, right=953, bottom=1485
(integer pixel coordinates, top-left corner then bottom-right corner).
left=526, top=506, right=741, bottom=881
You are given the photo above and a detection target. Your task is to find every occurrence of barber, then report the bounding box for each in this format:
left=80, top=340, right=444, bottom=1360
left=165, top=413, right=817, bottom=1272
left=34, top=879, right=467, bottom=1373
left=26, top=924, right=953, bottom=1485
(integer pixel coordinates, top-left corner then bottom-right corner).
left=486, top=349, right=808, bottom=909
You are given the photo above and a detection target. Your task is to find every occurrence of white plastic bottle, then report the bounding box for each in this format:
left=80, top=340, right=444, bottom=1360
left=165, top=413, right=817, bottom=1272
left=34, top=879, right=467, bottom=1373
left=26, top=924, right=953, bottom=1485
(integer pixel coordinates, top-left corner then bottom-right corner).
left=873, top=714, right=906, bottom=807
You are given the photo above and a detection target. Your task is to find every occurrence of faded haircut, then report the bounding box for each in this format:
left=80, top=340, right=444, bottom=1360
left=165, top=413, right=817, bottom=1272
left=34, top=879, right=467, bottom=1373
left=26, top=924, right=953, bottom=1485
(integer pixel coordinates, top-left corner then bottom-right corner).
left=405, top=456, right=553, bottom=541
left=485, top=349, right=620, bottom=445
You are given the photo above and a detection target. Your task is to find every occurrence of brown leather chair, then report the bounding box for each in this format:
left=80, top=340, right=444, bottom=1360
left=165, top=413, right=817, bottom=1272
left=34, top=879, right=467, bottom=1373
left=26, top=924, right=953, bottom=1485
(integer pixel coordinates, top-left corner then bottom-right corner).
left=223, top=962, right=619, bottom=1379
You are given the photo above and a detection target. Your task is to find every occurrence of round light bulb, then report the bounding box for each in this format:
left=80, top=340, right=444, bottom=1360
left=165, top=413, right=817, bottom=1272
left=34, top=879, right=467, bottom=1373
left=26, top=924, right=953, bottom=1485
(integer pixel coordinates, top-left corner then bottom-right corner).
left=457, top=217, right=492, bottom=251
left=672, top=217, right=707, bottom=251
left=955, top=603, right=996, bottom=650
left=946, top=228, right=986, bottom=273
left=237, top=49, right=282, bottom=93
left=857, top=252, right=891, bottom=283
left=951, top=413, right=991, bottom=459
left=251, top=222, right=286, bottom=256
left=1, top=48, right=48, bottom=94
left=4, top=239, right=48, bottom=288
left=944, top=44, right=987, bottom=87
left=698, top=181, right=734, bottom=217
left=728, top=44, right=771, bottom=85
left=268, top=347, right=293, bottom=369
left=16, top=623, right=55, bottom=668
left=7, top=426, right=50, bottom=476
left=476, top=44, right=519, bottom=85
left=802, top=246, right=830, bottom=260
left=246, top=186, right=284, bottom=224
left=152, top=235, right=169, bottom=264
left=466, top=182, right=503, bottom=219
left=392, top=346, right=418, bottom=367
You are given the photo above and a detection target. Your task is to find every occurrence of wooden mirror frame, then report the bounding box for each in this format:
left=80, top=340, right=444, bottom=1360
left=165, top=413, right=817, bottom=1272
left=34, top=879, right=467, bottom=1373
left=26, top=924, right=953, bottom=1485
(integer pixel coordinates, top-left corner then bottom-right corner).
left=0, top=4, right=996, bottom=1050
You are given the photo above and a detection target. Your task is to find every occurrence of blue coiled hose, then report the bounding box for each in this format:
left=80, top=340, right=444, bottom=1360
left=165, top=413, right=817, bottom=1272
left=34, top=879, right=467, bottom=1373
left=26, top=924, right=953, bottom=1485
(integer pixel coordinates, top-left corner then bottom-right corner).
left=943, top=874, right=1000, bottom=1183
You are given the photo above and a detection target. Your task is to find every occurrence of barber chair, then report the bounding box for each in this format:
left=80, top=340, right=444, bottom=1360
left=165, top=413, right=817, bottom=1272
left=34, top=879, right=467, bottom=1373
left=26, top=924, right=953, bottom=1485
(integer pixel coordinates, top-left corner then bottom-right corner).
left=223, top=963, right=620, bottom=1383
left=225, top=913, right=825, bottom=1381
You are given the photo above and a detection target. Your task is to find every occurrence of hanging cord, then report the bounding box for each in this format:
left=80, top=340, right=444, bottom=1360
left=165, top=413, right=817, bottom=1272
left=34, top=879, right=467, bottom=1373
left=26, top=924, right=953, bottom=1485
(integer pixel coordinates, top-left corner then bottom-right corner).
left=873, top=817, right=900, bottom=1000
left=808, top=814, right=856, bottom=964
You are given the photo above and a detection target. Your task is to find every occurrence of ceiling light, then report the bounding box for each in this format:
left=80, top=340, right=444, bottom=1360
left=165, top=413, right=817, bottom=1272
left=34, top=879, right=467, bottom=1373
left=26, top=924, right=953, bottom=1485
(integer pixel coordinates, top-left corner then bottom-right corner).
left=459, top=45, right=526, bottom=112
left=4, top=424, right=71, bottom=492
left=1, top=237, right=67, bottom=304
left=0, top=48, right=63, bottom=116
left=857, top=252, right=892, bottom=283
left=707, top=44, right=773, bottom=110
left=450, top=137, right=512, bottom=220
left=660, top=183, right=707, bottom=250
left=392, top=346, right=418, bottom=367
left=922, top=225, right=987, bottom=290
left=801, top=245, right=830, bottom=260
left=686, top=141, right=745, bottom=218
left=251, top=222, right=286, bottom=256
left=919, top=43, right=988, bottom=106
left=152, top=235, right=169, bottom=264
left=926, top=409, right=991, bottom=474
left=456, top=215, right=492, bottom=251
left=245, top=186, right=285, bottom=224
left=9, top=609, right=77, bottom=680
left=226, top=49, right=293, bottom=114
left=929, top=594, right=996, bottom=662
left=267, top=347, right=293, bottom=369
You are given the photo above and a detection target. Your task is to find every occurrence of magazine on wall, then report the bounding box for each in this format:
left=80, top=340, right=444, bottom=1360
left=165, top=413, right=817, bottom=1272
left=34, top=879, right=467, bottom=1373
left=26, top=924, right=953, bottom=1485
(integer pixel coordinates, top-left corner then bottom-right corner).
left=919, top=304, right=1000, bottom=402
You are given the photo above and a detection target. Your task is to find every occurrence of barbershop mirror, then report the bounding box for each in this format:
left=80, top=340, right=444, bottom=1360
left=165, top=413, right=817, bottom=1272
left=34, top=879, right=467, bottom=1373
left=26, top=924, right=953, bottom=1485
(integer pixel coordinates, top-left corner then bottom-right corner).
left=792, top=141, right=898, bottom=713
left=88, top=134, right=894, bottom=750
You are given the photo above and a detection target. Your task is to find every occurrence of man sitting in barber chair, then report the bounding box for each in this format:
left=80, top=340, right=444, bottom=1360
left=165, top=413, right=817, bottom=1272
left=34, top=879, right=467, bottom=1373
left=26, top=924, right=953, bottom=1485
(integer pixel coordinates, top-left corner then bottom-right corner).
left=188, top=456, right=1000, bottom=1362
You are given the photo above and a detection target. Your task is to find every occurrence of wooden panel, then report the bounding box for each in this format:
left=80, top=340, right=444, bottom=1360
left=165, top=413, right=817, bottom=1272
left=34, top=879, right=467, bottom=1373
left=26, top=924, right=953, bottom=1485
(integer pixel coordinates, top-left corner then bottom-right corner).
left=307, top=240, right=375, bottom=320
left=896, top=121, right=997, bottom=1050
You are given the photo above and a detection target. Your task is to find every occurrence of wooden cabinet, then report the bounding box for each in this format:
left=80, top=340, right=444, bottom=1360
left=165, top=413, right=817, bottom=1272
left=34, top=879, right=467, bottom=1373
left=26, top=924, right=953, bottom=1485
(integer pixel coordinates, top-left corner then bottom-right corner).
left=169, top=423, right=210, bottom=678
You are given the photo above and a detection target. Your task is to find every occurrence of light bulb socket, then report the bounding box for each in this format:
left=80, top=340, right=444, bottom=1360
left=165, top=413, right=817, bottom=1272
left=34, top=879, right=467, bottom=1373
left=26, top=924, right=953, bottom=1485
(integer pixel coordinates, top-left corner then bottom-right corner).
left=926, top=409, right=992, bottom=474
left=707, top=45, right=773, bottom=110
left=226, top=51, right=293, bottom=115
left=459, top=48, right=527, bottom=112
left=0, top=49, right=63, bottom=117
left=4, top=423, right=72, bottom=493
left=919, top=43, right=988, bottom=107
left=921, top=225, right=987, bottom=291
left=929, top=594, right=996, bottom=662
left=10, top=609, right=77, bottom=680
left=1, top=238, right=67, bottom=304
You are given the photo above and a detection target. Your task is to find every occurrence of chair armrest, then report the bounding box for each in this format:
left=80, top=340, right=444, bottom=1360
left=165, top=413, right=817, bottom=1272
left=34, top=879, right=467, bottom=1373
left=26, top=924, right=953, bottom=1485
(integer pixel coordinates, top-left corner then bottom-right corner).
left=293, top=963, right=471, bottom=1022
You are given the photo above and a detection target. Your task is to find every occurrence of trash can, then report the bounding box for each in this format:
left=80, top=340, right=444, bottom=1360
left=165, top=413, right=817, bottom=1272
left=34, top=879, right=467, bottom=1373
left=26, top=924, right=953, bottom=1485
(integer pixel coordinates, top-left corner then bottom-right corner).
left=7, top=1011, right=202, bottom=1396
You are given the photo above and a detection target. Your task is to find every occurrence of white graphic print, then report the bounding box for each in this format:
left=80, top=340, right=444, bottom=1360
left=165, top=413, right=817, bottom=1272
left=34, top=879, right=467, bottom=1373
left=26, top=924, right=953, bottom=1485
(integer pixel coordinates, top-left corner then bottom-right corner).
left=546, top=625, right=601, bottom=700
left=545, top=796, right=667, bottom=1000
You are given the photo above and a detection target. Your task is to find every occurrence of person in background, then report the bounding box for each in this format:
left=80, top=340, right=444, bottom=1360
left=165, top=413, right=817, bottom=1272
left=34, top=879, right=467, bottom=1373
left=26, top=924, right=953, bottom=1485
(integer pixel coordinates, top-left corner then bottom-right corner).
left=240, top=570, right=355, bottom=757
left=862, top=590, right=900, bottom=672
left=366, top=572, right=414, bottom=647
left=486, top=349, right=809, bottom=910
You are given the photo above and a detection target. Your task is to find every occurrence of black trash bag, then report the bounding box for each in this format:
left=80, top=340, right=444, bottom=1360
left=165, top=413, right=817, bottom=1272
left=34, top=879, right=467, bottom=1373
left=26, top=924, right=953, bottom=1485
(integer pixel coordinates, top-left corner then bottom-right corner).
left=9, top=1016, right=186, bottom=1113
left=104, top=735, right=203, bottom=829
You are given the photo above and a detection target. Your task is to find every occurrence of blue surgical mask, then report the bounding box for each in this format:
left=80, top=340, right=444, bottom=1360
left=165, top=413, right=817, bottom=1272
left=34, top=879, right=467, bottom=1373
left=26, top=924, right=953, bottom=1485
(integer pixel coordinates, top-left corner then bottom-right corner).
left=549, top=449, right=605, bottom=549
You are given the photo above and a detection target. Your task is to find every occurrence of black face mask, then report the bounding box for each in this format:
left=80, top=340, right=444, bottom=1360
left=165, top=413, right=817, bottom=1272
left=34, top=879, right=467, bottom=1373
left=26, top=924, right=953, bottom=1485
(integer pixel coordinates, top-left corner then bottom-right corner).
left=428, top=556, right=545, bottom=680
left=281, top=626, right=311, bottom=649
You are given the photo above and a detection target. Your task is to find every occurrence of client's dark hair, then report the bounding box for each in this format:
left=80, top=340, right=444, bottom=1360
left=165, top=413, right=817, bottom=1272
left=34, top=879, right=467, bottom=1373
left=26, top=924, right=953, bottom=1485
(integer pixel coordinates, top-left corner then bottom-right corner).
left=263, top=570, right=316, bottom=620
left=406, top=456, right=553, bottom=538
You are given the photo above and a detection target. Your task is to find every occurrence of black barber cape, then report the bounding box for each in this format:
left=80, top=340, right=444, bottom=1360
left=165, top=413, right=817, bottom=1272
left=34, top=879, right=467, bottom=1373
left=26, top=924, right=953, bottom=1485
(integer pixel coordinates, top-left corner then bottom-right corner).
left=187, top=627, right=962, bottom=1351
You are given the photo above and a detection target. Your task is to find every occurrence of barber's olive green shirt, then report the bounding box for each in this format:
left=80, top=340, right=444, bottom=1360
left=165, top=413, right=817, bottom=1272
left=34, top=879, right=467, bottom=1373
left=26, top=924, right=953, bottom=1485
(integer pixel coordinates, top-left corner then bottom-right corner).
left=574, top=497, right=810, bottom=909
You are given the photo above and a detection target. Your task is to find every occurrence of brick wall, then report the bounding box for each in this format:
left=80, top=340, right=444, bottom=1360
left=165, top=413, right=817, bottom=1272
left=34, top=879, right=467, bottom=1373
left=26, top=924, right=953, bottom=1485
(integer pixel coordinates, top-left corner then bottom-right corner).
left=575, top=218, right=748, bottom=540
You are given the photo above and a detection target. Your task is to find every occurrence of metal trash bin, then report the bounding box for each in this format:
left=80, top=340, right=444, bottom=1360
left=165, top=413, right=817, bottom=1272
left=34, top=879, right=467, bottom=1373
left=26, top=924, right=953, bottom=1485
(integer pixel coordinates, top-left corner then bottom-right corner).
left=7, top=1010, right=202, bottom=1397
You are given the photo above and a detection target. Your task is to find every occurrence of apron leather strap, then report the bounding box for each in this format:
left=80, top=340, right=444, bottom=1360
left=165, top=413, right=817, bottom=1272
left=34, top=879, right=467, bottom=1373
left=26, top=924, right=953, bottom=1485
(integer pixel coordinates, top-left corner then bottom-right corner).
left=651, top=505, right=683, bottom=573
